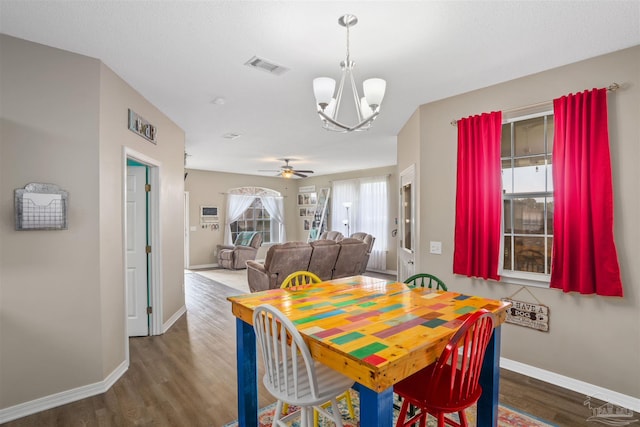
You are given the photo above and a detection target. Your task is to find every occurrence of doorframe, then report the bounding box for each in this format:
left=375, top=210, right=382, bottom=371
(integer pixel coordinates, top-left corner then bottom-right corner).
left=398, top=164, right=417, bottom=281
left=184, top=191, right=190, bottom=269
left=122, top=147, right=163, bottom=352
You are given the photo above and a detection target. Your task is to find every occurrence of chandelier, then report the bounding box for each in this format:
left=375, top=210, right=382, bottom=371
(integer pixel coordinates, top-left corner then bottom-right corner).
left=313, top=14, right=386, bottom=132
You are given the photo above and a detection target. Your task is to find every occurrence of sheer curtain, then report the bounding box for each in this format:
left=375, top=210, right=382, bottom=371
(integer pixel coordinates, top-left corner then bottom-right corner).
left=260, top=196, right=286, bottom=243
left=359, top=176, right=389, bottom=270
left=550, top=88, right=623, bottom=296
left=332, top=177, right=388, bottom=271
left=453, top=111, right=503, bottom=281
left=331, top=180, right=358, bottom=235
left=223, top=194, right=255, bottom=244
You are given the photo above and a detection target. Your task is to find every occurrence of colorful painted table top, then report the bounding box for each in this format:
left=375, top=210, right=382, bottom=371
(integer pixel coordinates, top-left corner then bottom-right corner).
left=229, top=275, right=510, bottom=391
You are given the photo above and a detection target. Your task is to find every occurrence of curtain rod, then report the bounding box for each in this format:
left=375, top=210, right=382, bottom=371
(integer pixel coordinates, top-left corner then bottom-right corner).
left=450, top=82, right=620, bottom=127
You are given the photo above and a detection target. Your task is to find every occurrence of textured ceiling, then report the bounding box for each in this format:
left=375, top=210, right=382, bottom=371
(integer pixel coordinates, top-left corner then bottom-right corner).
left=2, top=1, right=639, bottom=177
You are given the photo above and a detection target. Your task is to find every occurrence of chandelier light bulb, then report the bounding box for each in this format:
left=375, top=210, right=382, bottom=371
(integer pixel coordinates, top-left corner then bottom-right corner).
left=313, top=77, right=336, bottom=109
left=363, top=78, right=386, bottom=109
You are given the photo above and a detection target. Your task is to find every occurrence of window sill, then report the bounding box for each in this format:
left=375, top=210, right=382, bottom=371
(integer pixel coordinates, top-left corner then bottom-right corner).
left=499, top=271, right=550, bottom=288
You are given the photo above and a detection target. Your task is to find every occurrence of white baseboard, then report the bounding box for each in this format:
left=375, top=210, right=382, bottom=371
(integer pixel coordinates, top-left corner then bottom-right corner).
left=187, top=263, right=217, bottom=269
left=366, top=268, right=397, bottom=276
left=163, top=305, right=187, bottom=333
left=500, top=358, right=640, bottom=412
left=0, top=360, right=128, bottom=424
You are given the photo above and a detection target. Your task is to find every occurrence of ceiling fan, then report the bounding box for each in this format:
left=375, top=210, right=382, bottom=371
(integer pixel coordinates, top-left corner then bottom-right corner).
left=259, top=158, right=314, bottom=178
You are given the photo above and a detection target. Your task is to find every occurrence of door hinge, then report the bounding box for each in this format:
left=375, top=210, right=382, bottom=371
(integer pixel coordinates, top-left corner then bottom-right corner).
left=146, top=245, right=152, bottom=254
left=145, top=184, right=151, bottom=192
left=146, top=306, right=153, bottom=315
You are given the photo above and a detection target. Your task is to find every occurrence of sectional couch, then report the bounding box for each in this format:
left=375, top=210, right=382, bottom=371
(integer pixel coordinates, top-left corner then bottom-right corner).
left=246, top=236, right=371, bottom=293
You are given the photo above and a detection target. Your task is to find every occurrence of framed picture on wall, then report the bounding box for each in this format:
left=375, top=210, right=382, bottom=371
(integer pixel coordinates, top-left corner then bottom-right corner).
left=304, top=219, right=310, bottom=230
left=299, top=208, right=307, bottom=217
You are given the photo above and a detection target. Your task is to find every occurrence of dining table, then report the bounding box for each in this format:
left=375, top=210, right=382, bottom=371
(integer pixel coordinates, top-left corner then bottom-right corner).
left=228, top=275, right=511, bottom=427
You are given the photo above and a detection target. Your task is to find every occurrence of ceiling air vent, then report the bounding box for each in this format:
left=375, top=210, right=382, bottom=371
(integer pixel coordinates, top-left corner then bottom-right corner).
left=244, top=56, right=289, bottom=75
left=222, top=132, right=241, bottom=140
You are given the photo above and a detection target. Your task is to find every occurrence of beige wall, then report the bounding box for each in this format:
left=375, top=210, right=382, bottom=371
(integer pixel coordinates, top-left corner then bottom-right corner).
left=98, top=62, right=186, bottom=373
left=399, top=46, right=640, bottom=397
left=184, top=170, right=296, bottom=267
left=185, top=166, right=398, bottom=272
left=0, top=35, right=185, bottom=410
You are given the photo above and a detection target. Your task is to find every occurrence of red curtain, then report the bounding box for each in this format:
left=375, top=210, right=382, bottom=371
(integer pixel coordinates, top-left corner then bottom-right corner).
left=551, top=88, right=623, bottom=296
left=453, top=111, right=502, bottom=281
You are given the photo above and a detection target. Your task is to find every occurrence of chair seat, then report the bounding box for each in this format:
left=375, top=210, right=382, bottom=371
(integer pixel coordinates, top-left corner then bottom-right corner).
left=263, top=355, right=354, bottom=408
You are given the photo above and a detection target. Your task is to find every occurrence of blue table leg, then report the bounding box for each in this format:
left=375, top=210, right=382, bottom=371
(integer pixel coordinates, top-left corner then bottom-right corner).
left=353, top=383, right=394, bottom=426
left=236, top=318, right=258, bottom=427
left=478, top=324, right=501, bottom=427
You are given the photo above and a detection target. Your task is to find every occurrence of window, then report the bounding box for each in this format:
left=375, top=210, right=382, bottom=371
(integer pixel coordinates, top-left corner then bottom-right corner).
left=230, top=198, right=272, bottom=243
left=332, top=176, right=389, bottom=271
left=501, top=112, right=554, bottom=284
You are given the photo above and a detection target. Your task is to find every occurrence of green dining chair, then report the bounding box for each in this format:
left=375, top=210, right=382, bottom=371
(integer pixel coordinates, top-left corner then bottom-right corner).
left=404, top=273, right=448, bottom=291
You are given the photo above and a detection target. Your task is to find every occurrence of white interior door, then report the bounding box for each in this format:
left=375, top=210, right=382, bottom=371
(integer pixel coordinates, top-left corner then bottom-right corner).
left=126, top=165, right=149, bottom=337
left=398, top=165, right=416, bottom=281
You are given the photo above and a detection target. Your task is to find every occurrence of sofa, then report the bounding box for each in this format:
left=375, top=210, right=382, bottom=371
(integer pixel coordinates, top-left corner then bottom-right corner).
left=217, top=231, right=263, bottom=270
left=246, top=238, right=370, bottom=292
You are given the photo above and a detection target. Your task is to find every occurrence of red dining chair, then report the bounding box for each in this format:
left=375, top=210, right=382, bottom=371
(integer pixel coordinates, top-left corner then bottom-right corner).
left=393, top=309, right=495, bottom=427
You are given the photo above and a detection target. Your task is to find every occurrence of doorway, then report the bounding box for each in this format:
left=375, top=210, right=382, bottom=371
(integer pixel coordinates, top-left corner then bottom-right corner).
left=398, top=164, right=416, bottom=281
left=123, top=148, right=162, bottom=343
left=126, top=161, right=149, bottom=336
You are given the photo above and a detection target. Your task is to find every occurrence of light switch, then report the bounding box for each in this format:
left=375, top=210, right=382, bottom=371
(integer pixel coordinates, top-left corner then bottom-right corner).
left=430, top=241, right=442, bottom=255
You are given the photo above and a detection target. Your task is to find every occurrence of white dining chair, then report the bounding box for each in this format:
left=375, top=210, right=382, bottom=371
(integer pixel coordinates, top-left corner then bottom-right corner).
left=252, top=304, right=354, bottom=427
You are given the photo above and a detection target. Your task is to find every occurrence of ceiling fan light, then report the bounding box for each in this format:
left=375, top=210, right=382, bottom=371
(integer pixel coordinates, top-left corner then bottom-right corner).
left=313, top=77, right=336, bottom=109
left=363, top=78, right=386, bottom=109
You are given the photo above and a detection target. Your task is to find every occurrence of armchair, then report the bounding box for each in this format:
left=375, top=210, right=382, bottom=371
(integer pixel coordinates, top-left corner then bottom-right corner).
left=217, top=231, right=262, bottom=270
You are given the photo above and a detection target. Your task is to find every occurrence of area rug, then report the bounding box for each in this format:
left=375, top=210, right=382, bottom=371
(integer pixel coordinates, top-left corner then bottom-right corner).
left=222, top=390, right=558, bottom=426
left=190, top=268, right=250, bottom=294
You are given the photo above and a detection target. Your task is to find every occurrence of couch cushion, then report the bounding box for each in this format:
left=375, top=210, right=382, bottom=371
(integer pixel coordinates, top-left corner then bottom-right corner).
left=332, top=238, right=368, bottom=279
left=263, top=242, right=311, bottom=270
left=309, top=240, right=341, bottom=281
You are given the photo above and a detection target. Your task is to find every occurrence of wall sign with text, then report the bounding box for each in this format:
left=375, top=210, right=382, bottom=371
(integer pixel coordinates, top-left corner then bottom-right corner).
left=501, top=298, right=549, bottom=332
left=128, top=109, right=157, bottom=144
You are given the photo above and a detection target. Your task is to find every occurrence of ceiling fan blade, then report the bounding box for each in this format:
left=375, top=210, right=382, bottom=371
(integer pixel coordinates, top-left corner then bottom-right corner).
left=293, top=172, right=308, bottom=178
left=293, top=170, right=314, bottom=174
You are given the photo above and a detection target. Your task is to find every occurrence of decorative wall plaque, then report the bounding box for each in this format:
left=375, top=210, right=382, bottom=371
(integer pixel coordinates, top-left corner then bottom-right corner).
left=128, top=109, right=157, bottom=144
left=502, top=298, right=550, bottom=332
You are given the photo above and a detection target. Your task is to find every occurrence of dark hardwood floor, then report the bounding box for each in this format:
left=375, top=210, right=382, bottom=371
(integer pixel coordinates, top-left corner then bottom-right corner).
left=2, top=272, right=599, bottom=426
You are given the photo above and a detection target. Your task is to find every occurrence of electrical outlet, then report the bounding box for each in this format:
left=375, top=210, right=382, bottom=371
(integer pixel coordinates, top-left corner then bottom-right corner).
left=430, top=241, right=442, bottom=255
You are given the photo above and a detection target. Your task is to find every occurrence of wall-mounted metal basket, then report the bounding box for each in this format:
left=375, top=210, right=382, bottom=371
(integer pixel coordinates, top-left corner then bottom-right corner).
left=15, top=183, right=68, bottom=230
